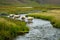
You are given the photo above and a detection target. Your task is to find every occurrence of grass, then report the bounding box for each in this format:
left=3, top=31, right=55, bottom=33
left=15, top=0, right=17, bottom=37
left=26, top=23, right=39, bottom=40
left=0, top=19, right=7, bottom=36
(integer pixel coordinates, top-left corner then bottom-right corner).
left=0, top=6, right=60, bottom=15
left=27, top=10, right=60, bottom=28
left=0, top=17, right=29, bottom=40
left=0, top=6, right=33, bottom=14
left=0, top=6, right=48, bottom=15
left=0, top=6, right=44, bottom=15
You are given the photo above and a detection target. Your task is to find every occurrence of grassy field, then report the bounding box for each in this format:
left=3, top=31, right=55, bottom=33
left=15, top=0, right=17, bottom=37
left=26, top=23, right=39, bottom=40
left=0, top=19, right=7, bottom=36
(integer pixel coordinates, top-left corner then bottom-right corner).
left=0, top=6, right=46, bottom=15
left=27, top=10, right=60, bottom=28
left=0, top=6, right=60, bottom=14
left=0, top=6, right=34, bottom=14
left=0, top=17, right=29, bottom=40
left=0, top=6, right=60, bottom=15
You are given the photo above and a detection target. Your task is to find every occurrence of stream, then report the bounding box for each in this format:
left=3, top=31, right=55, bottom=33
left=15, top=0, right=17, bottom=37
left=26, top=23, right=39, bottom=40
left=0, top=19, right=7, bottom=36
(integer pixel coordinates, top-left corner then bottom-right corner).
left=14, top=14, right=60, bottom=40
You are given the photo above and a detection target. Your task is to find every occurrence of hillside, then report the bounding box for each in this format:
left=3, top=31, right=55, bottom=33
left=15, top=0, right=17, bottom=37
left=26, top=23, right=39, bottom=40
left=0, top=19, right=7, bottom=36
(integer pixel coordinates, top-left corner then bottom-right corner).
left=0, top=0, right=60, bottom=6
left=0, top=0, right=40, bottom=6
left=35, top=0, right=60, bottom=5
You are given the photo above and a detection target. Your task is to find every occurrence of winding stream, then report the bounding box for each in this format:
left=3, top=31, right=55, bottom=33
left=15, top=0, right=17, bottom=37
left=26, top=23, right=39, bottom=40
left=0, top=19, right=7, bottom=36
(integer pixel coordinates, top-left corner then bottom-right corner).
left=14, top=14, right=60, bottom=40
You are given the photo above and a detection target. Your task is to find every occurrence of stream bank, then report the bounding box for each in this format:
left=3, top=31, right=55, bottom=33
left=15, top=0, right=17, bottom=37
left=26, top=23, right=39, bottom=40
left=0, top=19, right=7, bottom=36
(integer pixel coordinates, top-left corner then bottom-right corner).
left=14, top=14, right=60, bottom=40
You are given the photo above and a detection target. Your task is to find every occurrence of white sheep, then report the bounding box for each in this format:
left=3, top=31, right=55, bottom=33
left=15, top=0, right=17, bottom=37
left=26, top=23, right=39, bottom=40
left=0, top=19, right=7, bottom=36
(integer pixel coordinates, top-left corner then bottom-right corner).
left=13, top=15, right=20, bottom=19
left=27, top=17, right=34, bottom=23
left=21, top=16, right=26, bottom=19
left=9, top=14, right=14, bottom=17
left=21, top=16, right=26, bottom=21
left=27, top=17, right=34, bottom=20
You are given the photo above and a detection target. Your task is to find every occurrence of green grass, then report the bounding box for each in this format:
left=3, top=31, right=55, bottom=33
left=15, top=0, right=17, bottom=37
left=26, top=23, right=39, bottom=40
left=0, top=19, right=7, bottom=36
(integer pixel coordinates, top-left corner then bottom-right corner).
left=0, top=5, right=60, bottom=15
left=27, top=10, right=60, bottom=28
left=0, top=6, right=47, bottom=15
left=0, top=17, right=29, bottom=40
left=0, top=6, right=41, bottom=14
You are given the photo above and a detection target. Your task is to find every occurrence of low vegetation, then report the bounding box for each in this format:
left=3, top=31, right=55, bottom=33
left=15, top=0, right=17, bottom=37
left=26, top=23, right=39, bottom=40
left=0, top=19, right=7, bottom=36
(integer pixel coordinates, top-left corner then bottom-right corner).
left=0, top=17, right=29, bottom=40
left=27, top=10, right=60, bottom=28
left=0, top=6, right=59, bottom=15
left=0, top=6, right=34, bottom=14
left=0, top=6, right=60, bottom=15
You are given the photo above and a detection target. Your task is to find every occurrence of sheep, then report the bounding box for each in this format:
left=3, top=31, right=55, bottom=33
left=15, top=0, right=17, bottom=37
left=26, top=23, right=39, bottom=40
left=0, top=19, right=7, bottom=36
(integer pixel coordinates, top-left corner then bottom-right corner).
left=27, top=17, right=34, bottom=23
left=21, top=16, right=26, bottom=19
left=21, top=16, right=26, bottom=21
left=8, top=14, right=15, bottom=19
left=9, top=14, right=14, bottom=17
left=27, top=17, right=34, bottom=20
left=13, top=15, right=20, bottom=19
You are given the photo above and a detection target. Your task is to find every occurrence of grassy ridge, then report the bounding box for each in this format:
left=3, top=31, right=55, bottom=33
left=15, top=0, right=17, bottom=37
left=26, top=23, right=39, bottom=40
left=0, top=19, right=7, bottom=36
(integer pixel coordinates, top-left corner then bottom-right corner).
left=27, top=10, right=60, bottom=28
left=0, top=17, right=29, bottom=40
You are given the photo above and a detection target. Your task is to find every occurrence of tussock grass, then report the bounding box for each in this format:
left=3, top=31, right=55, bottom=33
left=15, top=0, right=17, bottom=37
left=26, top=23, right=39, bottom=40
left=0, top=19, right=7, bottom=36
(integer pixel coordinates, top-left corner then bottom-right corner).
left=27, top=10, right=60, bottom=28
left=0, top=17, right=29, bottom=40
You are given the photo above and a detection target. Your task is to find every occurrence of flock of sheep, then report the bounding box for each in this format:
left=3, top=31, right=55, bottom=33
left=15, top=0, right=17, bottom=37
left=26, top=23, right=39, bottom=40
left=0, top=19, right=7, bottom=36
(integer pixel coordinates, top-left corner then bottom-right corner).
left=8, top=14, right=34, bottom=23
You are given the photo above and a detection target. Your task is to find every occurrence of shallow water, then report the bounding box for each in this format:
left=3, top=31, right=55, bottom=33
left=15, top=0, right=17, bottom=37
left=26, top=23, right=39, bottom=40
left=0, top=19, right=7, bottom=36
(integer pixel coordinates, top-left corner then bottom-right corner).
left=14, top=14, right=60, bottom=40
